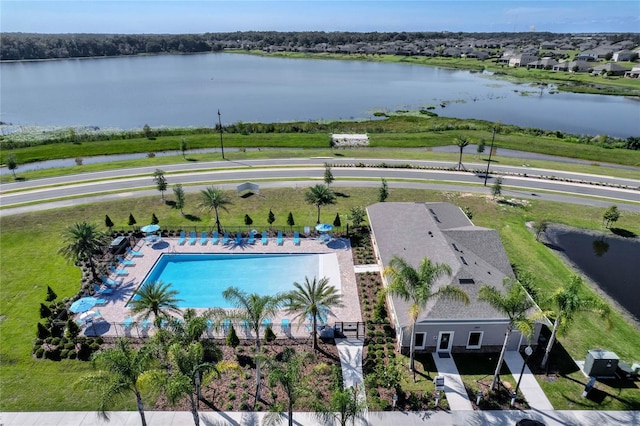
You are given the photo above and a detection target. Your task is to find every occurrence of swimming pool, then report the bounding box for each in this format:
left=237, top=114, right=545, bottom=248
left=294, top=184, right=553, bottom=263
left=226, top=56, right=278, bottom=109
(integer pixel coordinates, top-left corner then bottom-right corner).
left=138, top=253, right=321, bottom=308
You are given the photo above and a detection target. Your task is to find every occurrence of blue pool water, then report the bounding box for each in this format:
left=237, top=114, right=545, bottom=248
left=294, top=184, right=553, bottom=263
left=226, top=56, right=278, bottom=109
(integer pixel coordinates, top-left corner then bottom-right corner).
left=139, top=253, right=320, bottom=308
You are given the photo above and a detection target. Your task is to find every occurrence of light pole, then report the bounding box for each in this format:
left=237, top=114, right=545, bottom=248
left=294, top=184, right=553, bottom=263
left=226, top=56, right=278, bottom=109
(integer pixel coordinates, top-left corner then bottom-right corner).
left=511, top=345, right=533, bottom=406
left=483, top=126, right=497, bottom=186
left=217, top=109, right=225, bottom=160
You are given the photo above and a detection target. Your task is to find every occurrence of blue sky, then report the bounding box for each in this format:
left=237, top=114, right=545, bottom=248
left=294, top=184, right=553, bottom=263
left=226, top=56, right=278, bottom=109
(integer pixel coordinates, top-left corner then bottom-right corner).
left=2, top=1, right=639, bottom=34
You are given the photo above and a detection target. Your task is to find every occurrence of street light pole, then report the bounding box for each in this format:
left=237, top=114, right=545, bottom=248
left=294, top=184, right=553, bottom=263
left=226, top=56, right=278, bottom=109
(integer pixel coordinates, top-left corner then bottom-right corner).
left=512, top=345, right=533, bottom=406
left=483, top=126, right=497, bottom=186
left=217, top=109, right=225, bottom=160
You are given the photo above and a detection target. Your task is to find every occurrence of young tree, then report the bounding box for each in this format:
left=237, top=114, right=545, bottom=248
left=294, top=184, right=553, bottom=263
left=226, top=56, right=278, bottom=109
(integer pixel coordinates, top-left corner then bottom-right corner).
left=287, top=212, right=295, bottom=230
left=244, top=214, right=253, bottom=226
left=76, top=339, right=155, bottom=426
left=477, top=138, right=486, bottom=153
left=491, top=177, right=503, bottom=199
left=143, top=124, right=152, bottom=139
left=222, top=287, right=285, bottom=408
left=284, top=276, right=344, bottom=351
left=534, top=220, right=548, bottom=241
left=152, top=169, right=168, bottom=200
left=128, top=281, right=182, bottom=328
left=104, top=215, right=114, bottom=232
left=46, top=285, right=58, bottom=302
left=304, top=184, right=336, bottom=224
left=478, top=278, right=536, bottom=390
left=173, top=184, right=185, bottom=215
left=324, top=163, right=334, bottom=187
left=58, top=222, right=108, bottom=280
left=128, top=213, right=137, bottom=229
left=378, top=178, right=389, bottom=202
left=333, top=212, right=341, bottom=228
left=602, top=205, right=620, bottom=228
left=540, top=275, right=611, bottom=369
left=6, top=154, right=18, bottom=178
left=151, top=213, right=159, bottom=225
left=226, top=325, right=240, bottom=348
left=267, top=209, right=275, bottom=228
left=384, top=256, right=469, bottom=377
left=313, top=385, right=367, bottom=426
left=180, top=137, right=188, bottom=159
left=454, top=135, right=470, bottom=170
left=347, top=206, right=366, bottom=228
left=198, top=186, right=232, bottom=234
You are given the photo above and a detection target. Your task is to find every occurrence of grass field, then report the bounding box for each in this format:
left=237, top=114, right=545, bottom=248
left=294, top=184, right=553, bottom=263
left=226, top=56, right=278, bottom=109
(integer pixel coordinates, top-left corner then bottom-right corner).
left=1, top=187, right=639, bottom=411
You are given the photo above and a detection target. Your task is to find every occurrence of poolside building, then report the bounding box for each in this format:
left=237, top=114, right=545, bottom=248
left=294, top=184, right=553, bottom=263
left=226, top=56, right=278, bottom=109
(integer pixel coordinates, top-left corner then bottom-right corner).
left=366, top=202, right=543, bottom=355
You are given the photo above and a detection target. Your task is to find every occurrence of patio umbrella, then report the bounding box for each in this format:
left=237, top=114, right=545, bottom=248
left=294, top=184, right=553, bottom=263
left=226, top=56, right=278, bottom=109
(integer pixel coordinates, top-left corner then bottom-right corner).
left=69, top=297, right=98, bottom=313
left=315, top=223, right=333, bottom=233
left=140, top=224, right=160, bottom=233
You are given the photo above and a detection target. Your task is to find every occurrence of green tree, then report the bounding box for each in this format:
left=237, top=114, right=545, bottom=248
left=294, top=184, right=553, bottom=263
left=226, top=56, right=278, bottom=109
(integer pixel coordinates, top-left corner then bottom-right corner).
left=540, top=275, right=611, bottom=369
left=287, top=212, right=295, bottom=230
left=347, top=206, right=366, bottom=228
left=478, top=278, right=536, bottom=390
left=128, top=213, right=137, bottom=229
left=46, top=285, right=58, bottom=302
left=602, top=205, right=620, bottom=228
left=222, top=287, right=285, bottom=408
left=58, top=222, right=108, bottom=280
left=151, top=213, right=159, bottom=225
left=284, top=276, right=344, bottom=351
left=143, top=124, right=152, bottom=139
left=244, top=214, right=253, bottom=226
left=264, top=348, right=313, bottom=426
left=477, top=138, right=486, bottom=153
left=153, top=169, right=168, bottom=200
left=324, top=163, right=334, bottom=187
left=6, top=154, right=18, bottom=178
left=76, top=339, right=155, bottom=426
left=454, top=135, right=470, bottom=170
left=314, top=385, right=367, bottom=426
left=173, top=184, right=185, bottom=215
left=226, top=325, right=240, bottom=348
left=384, top=256, right=469, bottom=377
left=180, top=137, right=188, bottom=159
left=304, top=184, right=336, bottom=224
left=198, top=186, right=232, bottom=234
left=333, top=212, right=341, bottom=228
left=267, top=209, right=275, bottom=228
left=491, top=177, right=503, bottom=199
left=104, top=215, right=114, bottom=231
left=128, top=281, right=182, bottom=328
left=378, top=178, right=389, bottom=202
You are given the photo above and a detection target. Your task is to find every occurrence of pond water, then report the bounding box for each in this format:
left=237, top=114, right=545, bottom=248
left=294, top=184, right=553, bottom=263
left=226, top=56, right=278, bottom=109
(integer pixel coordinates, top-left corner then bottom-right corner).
left=2, top=53, right=639, bottom=137
left=545, top=226, right=640, bottom=322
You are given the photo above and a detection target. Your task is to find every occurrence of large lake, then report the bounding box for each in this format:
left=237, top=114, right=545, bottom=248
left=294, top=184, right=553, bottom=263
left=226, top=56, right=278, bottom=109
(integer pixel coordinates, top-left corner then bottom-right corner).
left=1, top=53, right=639, bottom=137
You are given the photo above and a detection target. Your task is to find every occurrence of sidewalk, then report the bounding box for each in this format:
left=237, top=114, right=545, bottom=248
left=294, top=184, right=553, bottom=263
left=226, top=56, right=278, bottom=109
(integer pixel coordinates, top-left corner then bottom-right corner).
left=504, top=351, right=554, bottom=410
left=432, top=353, right=473, bottom=410
left=335, top=338, right=366, bottom=399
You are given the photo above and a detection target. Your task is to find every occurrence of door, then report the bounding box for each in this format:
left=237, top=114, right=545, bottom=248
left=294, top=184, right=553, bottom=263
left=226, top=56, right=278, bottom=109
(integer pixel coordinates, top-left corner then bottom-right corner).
left=437, top=331, right=454, bottom=352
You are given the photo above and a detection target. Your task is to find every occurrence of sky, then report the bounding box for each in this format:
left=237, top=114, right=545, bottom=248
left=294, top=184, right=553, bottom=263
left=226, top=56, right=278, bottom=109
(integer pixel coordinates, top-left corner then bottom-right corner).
left=1, top=0, right=639, bottom=34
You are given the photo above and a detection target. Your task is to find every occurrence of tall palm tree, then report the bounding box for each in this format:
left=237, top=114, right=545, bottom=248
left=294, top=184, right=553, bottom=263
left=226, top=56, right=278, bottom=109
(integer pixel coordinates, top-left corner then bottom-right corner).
left=284, top=276, right=344, bottom=351
left=149, top=342, right=239, bottom=426
left=222, top=287, right=285, bottom=408
left=129, top=280, right=182, bottom=327
left=76, top=339, right=155, bottom=426
left=263, top=348, right=313, bottom=426
left=540, top=275, right=611, bottom=369
left=198, top=186, right=232, bottom=234
left=478, top=278, right=536, bottom=390
left=58, top=221, right=108, bottom=280
left=454, top=135, right=470, bottom=170
left=384, top=256, right=469, bottom=375
left=313, top=385, right=368, bottom=426
left=304, top=184, right=336, bottom=224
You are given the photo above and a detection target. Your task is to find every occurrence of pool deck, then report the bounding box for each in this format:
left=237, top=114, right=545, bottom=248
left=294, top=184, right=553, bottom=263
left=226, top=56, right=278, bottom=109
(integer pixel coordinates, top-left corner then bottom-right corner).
left=80, top=235, right=362, bottom=340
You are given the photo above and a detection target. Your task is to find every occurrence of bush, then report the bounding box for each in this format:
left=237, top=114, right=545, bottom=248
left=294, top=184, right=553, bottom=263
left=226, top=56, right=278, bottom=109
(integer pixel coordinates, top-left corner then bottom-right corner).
left=65, top=318, right=81, bottom=340
left=40, top=303, right=52, bottom=319
left=35, top=348, right=45, bottom=358
left=37, top=323, right=51, bottom=340
left=227, top=392, right=236, bottom=400
left=264, top=325, right=276, bottom=342
left=60, top=349, right=69, bottom=359
left=51, top=337, right=61, bottom=346
left=68, top=351, right=77, bottom=360
left=226, top=325, right=240, bottom=348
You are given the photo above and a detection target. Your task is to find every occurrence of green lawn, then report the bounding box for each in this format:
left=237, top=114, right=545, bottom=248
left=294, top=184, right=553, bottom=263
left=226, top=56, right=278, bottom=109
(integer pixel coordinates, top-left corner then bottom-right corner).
left=1, top=187, right=639, bottom=411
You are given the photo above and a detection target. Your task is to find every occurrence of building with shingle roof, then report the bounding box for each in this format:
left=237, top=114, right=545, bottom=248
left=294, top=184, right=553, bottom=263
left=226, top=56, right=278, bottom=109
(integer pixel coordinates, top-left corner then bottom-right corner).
left=366, top=202, right=543, bottom=354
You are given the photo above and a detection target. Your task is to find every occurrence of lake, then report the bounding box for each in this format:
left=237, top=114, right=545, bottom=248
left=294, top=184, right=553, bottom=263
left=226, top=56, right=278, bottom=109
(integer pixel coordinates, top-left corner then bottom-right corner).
left=1, top=53, right=639, bottom=137
left=545, top=225, right=640, bottom=323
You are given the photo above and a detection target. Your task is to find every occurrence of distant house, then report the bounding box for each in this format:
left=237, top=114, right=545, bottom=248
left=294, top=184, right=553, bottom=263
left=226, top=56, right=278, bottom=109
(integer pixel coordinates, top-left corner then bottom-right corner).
left=527, top=58, right=558, bottom=70
left=553, top=60, right=591, bottom=73
left=509, top=53, right=538, bottom=67
left=575, top=50, right=599, bottom=61
left=612, top=50, right=633, bottom=62
left=367, top=202, right=544, bottom=355
left=591, top=62, right=628, bottom=76
left=624, top=65, right=640, bottom=78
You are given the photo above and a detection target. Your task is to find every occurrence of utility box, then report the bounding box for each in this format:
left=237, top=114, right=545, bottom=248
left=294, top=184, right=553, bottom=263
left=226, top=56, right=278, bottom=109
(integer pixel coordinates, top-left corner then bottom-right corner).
left=109, top=236, right=129, bottom=255
left=434, top=376, right=445, bottom=391
left=584, top=349, right=619, bottom=378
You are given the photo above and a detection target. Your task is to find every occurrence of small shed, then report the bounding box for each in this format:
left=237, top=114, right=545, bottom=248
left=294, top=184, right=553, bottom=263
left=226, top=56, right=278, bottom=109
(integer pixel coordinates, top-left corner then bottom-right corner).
left=584, top=349, right=619, bottom=377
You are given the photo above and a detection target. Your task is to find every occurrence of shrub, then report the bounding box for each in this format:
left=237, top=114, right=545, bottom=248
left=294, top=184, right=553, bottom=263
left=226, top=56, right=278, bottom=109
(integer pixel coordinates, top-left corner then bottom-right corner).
left=227, top=392, right=236, bottom=400
left=37, top=323, right=51, bottom=340
left=35, top=348, right=45, bottom=358
left=226, top=325, right=240, bottom=348
left=39, top=303, right=52, bottom=319
left=77, top=343, right=92, bottom=361
left=65, top=318, right=81, bottom=340
left=225, top=403, right=233, bottom=410
left=46, top=286, right=58, bottom=302
left=264, top=325, right=276, bottom=342
left=68, top=351, right=77, bottom=360
left=51, top=337, right=61, bottom=346
left=60, top=349, right=69, bottom=359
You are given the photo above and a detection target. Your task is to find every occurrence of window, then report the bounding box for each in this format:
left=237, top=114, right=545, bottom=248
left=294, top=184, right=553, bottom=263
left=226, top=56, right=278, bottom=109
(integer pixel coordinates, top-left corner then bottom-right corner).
left=466, top=331, right=484, bottom=349
left=415, top=332, right=426, bottom=349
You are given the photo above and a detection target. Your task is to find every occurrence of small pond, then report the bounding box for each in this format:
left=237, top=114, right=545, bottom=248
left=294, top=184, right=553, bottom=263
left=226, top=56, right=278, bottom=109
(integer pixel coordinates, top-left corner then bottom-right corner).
left=545, top=226, right=640, bottom=322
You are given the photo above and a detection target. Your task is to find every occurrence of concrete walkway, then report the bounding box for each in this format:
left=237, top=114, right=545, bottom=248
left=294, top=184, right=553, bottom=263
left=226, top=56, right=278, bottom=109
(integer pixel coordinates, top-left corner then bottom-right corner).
left=335, top=338, right=365, bottom=393
left=504, top=351, right=555, bottom=410
left=432, top=353, right=474, bottom=411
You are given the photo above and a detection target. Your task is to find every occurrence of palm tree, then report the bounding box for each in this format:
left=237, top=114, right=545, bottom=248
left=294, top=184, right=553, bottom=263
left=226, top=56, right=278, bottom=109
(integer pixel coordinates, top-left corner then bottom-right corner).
left=313, top=385, right=368, bottom=426
left=150, top=342, right=239, bottom=426
left=198, top=186, right=232, bottom=234
left=540, top=275, right=611, bottom=369
left=263, top=348, right=313, bottom=426
left=304, top=184, right=336, bottom=224
left=384, top=256, right=469, bottom=376
left=222, top=287, right=285, bottom=408
left=454, top=135, right=470, bottom=170
left=284, top=276, right=344, bottom=351
left=478, top=278, right=536, bottom=390
left=129, top=280, right=182, bottom=328
left=76, top=339, right=154, bottom=426
left=58, top=221, right=108, bottom=280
